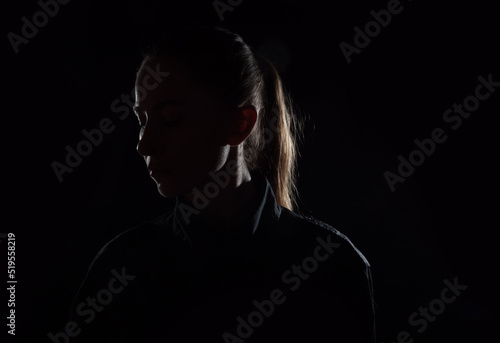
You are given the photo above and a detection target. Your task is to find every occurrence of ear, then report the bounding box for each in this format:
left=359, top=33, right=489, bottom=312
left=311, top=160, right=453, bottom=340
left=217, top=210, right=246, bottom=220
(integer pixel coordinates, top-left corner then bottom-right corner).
left=227, top=105, right=257, bottom=146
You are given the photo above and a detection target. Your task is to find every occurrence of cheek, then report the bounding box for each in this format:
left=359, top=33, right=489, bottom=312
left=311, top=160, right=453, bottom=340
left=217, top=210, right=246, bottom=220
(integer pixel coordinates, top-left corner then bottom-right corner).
left=163, top=121, right=228, bottom=182
left=179, top=134, right=226, bottom=173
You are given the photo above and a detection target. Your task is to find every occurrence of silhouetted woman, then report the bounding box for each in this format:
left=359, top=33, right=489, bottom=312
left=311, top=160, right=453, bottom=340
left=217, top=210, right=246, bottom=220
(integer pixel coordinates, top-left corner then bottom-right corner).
left=69, top=27, right=375, bottom=342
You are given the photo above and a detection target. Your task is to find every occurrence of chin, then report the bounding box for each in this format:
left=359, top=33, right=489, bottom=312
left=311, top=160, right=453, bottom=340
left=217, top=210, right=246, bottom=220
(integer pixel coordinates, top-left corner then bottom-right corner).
left=153, top=176, right=194, bottom=198
left=155, top=182, right=182, bottom=198
left=151, top=171, right=210, bottom=199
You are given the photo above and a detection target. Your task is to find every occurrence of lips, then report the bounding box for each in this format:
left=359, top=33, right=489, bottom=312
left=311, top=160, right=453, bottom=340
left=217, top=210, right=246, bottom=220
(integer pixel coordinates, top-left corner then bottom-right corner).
left=148, top=164, right=167, bottom=171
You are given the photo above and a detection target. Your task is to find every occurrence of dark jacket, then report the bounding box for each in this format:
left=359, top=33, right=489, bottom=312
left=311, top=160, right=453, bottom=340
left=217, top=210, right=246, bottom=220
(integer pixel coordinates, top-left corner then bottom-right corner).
left=69, top=171, right=375, bottom=342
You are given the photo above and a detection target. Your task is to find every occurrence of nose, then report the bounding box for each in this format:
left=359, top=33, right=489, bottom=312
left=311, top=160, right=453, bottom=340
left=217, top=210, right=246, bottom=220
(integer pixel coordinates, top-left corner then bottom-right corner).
left=136, top=124, right=159, bottom=157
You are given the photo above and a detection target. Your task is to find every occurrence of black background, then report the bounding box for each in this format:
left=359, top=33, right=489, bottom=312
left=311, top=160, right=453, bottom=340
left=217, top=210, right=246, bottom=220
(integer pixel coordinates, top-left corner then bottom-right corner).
left=4, top=0, right=498, bottom=342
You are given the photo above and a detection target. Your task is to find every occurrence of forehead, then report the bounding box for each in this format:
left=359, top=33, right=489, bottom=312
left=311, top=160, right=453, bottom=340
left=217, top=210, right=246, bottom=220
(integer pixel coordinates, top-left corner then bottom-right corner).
left=134, top=56, right=194, bottom=105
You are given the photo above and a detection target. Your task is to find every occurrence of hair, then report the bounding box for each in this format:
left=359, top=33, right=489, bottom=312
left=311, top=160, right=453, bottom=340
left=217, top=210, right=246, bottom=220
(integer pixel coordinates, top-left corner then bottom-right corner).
left=142, top=26, right=303, bottom=211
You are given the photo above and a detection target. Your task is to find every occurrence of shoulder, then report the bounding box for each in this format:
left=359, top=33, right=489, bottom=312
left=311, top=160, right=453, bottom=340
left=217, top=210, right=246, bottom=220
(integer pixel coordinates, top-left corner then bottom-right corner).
left=71, top=210, right=175, bottom=308
left=276, top=207, right=375, bottom=340
left=276, top=207, right=371, bottom=269
left=87, top=210, right=175, bottom=271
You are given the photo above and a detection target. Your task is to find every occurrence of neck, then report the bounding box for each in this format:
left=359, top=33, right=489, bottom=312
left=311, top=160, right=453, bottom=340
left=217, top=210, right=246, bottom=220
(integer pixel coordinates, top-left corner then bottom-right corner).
left=182, top=148, right=257, bottom=233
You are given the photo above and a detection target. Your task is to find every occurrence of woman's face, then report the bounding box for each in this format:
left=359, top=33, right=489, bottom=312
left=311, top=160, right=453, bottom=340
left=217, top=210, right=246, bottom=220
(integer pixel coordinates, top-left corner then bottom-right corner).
left=134, top=56, right=232, bottom=197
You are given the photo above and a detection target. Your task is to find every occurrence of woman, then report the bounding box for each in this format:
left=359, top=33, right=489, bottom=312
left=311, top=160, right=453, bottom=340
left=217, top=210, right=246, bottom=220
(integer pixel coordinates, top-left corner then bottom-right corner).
left=69, top=27, right=375, bottom=342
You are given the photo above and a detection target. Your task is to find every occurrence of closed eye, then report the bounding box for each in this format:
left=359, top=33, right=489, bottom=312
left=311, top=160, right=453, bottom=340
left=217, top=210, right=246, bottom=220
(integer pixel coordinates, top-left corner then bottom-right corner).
left=154, top=100, right=184, bottom=110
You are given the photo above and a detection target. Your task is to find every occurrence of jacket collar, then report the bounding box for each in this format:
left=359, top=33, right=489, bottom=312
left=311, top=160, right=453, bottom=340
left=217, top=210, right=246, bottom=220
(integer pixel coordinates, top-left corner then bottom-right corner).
left=169, top=169, right=282, bottom=245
